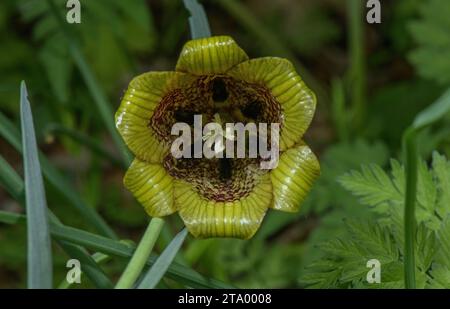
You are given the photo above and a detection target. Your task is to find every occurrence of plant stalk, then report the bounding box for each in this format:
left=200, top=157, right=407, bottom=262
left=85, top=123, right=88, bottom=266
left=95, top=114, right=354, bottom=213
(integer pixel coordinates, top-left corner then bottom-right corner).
left=115, top=218, right=164, bottom=289
left=403, top=128, right=417, bottom=289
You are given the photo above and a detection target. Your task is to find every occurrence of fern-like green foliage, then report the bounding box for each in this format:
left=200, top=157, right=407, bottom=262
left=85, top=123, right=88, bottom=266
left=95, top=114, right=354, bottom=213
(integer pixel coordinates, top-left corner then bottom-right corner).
left=408, top=0, right=450, bottom=85
left=302, top=139, right=389, bottom=214
left=300, top=152, right=450, bottom=288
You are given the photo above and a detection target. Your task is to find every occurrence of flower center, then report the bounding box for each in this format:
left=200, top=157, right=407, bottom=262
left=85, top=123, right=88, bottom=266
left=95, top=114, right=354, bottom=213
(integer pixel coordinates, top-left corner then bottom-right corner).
left=150, top=75, right=282, bottom=202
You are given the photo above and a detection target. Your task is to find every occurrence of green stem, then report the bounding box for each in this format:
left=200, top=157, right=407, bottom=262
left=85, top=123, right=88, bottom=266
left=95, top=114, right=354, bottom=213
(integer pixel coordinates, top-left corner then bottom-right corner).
left=347, top=0, right=366, bottom=130
left=331, top=78, right=349, bottom=142
left=115, top=218, right=164, bottom=289
left=403, top=128, right=418, bottom=289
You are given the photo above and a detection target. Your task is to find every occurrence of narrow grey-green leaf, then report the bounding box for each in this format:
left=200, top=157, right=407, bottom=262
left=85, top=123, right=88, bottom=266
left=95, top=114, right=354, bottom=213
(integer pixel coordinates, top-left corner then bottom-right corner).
left=182, top=0, right=211, bottom=39
left=413, top=87, right=450, bottom=130
left=1, top=214, right=232, bottom=289
left=138, top=228, right=188, bottom=289
left=0, top=210, right=25, bottom=225
left=20, top=81, right=53, bottom=289
left=0, top=111, right=117, bottom=239
left=0, top=155, right=113, bottom=288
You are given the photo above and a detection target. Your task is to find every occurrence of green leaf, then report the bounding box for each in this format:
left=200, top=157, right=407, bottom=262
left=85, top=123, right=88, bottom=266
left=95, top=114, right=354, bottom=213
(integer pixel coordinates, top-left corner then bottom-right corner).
left=305, top=152, right=450, bottom=288
left=340, top=157, right=445, bottom=229
left=301, top=220, right=413, bottom=289
left=57, top=241, right=113, bottom=289
left=0, top=209, right=231, bottom=289
left=436, top=217, right=450, bottom=266
left=302, top=222, right=399, bottom=288
left=303, top=140, right=389, bottom=214
left=0, top=155, right=114, bottom=288
left=182, top=0, right=211, bottom=39
left=20, top=81, right=53, bottom=289
left=415, top=224, right=437, bottom=272
left=412, top=88, right=450, bottom=130
left=49, top=224, right=230, bottom=289
left=339, top=163, right=402, bottom=213
left=138, top=228, right=189, bottom=289
left=299, top=260, right=342, bottom=288
left=432, top=152, right=450, bottom=218
left=427, top=264, right=450, bottom=288
left=0, top=210, right=25, bottom=225
left=408, top=0, right=450, bottom=85
left=0, top=110, right=117, bottom=239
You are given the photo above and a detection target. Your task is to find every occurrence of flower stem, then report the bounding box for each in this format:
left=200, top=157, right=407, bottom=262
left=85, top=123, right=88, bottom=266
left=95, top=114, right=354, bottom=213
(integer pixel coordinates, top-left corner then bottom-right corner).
left=115, top=218, right=164, bottom=289
left=403, top=128, right=417, bottom=289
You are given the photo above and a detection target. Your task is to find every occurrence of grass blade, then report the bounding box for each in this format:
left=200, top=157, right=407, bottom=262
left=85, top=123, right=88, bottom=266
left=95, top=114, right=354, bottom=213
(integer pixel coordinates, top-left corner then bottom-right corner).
left=0, top=155, right=114, bottom=289
left=413, top=87, right=450, bottom=130
left=138, top=228, right=188, bottom=289
left=182, top=0, right=211, bottom=39
left=50, top=224, right=231, bottom=289
left=0, top=210, right=25, bottom=225
left=0, top=213, right=232, bottom=289
left=57, top=251, right=111, bottom=289
left=0, top=111, right=117, bottom=239
left=20, top=81, right=53, bottom=289
left=57, top=241, right=113, bottom=289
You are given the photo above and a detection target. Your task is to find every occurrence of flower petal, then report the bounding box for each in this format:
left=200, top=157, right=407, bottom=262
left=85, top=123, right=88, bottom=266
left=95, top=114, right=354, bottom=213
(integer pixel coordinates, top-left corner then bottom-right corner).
left=124, top=158, right=175, bottom=217
left=116, top=71, right=192, bottom=163
left=270, top=143, right=320, bottom=212
left=227, top=57, right=316, bottom=150
left=174, top=174, right=272, bottom=239
left=176, top=36, right=249, bottom=75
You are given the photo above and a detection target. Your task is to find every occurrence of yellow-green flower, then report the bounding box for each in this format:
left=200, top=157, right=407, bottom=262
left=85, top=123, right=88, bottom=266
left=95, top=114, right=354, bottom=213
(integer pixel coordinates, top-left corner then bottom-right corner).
left=116, top=36, right=320, bottom=239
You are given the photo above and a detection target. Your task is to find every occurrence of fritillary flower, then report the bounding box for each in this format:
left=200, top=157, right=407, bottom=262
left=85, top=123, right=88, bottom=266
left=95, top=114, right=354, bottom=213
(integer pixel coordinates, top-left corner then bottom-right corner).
left=116, top=36, right=320, bottom=239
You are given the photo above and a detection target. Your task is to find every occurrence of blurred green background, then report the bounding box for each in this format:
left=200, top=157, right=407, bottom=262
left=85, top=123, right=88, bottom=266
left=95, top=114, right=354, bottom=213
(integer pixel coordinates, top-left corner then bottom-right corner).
left=1, top=0, right=450, bottom=288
